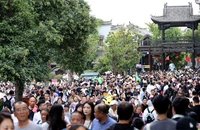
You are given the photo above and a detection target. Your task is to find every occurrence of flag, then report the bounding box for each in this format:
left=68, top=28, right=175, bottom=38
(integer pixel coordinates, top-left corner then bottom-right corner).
left=135, top=72, right=141, bottom=82
left=185, top=56, right=191, bottom=61
left=165, top=56, right=169, bottom=61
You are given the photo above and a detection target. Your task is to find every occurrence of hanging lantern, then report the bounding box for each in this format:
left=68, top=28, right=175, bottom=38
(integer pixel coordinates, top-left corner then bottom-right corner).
left=197, top=57, right=200, bottom=62
left=154, top=55, right=159, bottom=58
left=186, top=56, right=191, bottom=62
left=197, top=54, right=200, bottom=57
left=175, top=53, right=180, bottom=57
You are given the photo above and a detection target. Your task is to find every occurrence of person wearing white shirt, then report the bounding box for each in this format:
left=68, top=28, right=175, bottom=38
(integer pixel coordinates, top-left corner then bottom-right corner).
left=11, top=113, right=18, bottom=123
left=108, top=100, right=118, bottom=120
left=4, top=90, right=15, bottom=112
left=143, top=106, right=157, bottom=123
left=146, top=83, right=155, bottom=95
left=50, top=90, right=58, bottom=104
left=33, top=99, right=47, bottom=124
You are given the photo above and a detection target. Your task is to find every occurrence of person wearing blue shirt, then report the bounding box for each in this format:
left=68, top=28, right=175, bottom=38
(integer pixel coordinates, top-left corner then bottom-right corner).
left=91, top=104, right=116, bottom=130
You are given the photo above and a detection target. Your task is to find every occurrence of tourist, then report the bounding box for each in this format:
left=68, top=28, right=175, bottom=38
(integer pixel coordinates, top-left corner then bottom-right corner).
left=14, top=101, right=42, bottom=130
left=107, top=102, right=134, bottom=130
left=83, top=101, right=95, bottom=129
left=143, top=95, right=176, bottom=130
left=0, top=112, right=14, bottom=130
left=42, top=104, right=66, bottom=130
left=91, top=104, right=116, bottom=130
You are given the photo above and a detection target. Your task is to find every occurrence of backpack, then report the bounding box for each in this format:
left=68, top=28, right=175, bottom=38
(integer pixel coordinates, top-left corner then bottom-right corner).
left=4, top=96, right=12, bottom=111
left=145, top=108, right=155, bottom=123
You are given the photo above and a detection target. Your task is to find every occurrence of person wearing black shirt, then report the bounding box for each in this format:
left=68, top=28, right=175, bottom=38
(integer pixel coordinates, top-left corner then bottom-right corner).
left=125, top=88, right=133, bottom=101
left=191, top=96, right=200, bottom=123
left=107, top=102, right=134, bottom=130
left=141, top=97, right=148, bottom=112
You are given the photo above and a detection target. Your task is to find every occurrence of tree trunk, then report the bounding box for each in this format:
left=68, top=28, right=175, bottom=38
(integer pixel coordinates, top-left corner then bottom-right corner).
left=15, top=80, right=24, bottom=102
left=67, top=70, right=73, bottom=86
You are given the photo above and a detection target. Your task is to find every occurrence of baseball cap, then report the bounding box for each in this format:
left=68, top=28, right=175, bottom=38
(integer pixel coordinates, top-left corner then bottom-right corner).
left=176, top=117, right=197, bottom=130
left=110, top=100, right=118, bottom=106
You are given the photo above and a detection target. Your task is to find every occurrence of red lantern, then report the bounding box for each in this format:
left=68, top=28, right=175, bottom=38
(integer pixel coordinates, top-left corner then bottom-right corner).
left=186, top=56, right=191, bottom=61
left=175, top=53, right=180, bottom=57
left=198, top=57, right=200, bottom=62
left=197, top=54, right=200, bottom=57
left=154, top=55, right=159, bottom=58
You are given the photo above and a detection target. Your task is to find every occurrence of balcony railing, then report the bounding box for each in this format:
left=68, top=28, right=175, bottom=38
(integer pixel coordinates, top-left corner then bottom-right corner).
left=138, top=37, right=200, bottom=53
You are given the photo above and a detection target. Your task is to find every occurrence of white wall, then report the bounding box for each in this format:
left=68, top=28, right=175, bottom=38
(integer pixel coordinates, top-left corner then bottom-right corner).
left=98, top=24, right=112, bottom=41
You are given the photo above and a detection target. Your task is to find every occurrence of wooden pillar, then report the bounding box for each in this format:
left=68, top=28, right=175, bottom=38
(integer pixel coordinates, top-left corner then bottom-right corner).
left=192, top=24, right=195, bottom=70
left=162, top=29, right=165, bottom=70
left=149, top=48, right=151, bottom=71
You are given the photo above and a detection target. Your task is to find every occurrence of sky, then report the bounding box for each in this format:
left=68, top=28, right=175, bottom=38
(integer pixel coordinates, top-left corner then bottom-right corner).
left=85, top=0, right=200, bottom=28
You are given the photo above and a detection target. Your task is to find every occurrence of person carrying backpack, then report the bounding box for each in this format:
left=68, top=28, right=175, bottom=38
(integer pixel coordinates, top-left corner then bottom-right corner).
left=143, top=105, right=157, bottom=124
left=3, top=90, right=15, bottom=112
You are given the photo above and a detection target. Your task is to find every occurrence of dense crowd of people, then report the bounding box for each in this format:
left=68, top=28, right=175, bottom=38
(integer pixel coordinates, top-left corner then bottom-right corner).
left=0, top=68, right=200, bottom=130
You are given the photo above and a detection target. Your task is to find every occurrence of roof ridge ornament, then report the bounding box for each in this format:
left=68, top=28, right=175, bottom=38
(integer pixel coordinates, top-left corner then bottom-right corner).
left=151, top=2, right=200, bottom=30
left=195, top=0, right=200, bottom=4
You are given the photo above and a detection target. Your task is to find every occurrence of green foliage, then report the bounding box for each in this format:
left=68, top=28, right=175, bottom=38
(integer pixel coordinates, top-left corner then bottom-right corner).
left=54, top=75, right=63, bottom=81
left=49, top=72, right=56, bottom=80
left=146, top=23, right=161, bottom=40
left=146, top=22, right=186, bottom=68
left=94, top=26, right=141, bottom=74
left=183, top=25, right=200, bottom=40
left=84, top=31, right=99, bottom=70
left=0, top=0, right=97, bottom=100
left=146, top=22, right=183, bottom=40
left=93, top=55, right=111, bottom=74
left=32, top=0, right=97, bottom=73
left=0, top=0, right=50, bottom=82
left=167, top=52, right=185, bottom=68
left=165, top=27, right=183, bottom=39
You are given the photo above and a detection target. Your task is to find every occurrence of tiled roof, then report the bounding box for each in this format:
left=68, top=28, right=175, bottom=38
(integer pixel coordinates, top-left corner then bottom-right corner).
left=127, top=22, right=152, bottom=36
left=151, top=2, right=200, bottom=22
left=101, top=20, right=112, bottom=25
left=111, top=24, right=125, bottom=30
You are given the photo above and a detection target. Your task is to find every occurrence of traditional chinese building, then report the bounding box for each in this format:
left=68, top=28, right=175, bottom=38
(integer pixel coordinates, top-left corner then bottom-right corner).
left=138, top=2, right=200, bottom=70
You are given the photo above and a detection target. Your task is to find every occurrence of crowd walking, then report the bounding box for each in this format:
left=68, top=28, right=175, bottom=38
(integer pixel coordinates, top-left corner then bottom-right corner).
left=0, top=68, right=200, bottom=130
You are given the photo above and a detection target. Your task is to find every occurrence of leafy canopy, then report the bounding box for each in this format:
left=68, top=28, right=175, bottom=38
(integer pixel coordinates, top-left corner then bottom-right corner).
left=0, top=0, right=97, bottom=100
left=94, top=25, right=141, bottom=74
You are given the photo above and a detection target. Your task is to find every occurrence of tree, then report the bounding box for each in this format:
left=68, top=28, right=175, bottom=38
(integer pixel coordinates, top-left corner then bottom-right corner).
left=33, top=0, right=97, bottom=73
left=0, top=0, right=51, bottom=101
left=183, top=25, right=200, bottom=39
left=84, top=19, right=103, bottom=70
left=94, top=26, right=141, bottom=74
left=84, top=34, right=99, bottom=70
left=0, top=0, right=97, bottom=101
left=93, top=55, right=111, bottom=74
left=146, top=23, right=161, bottom=40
